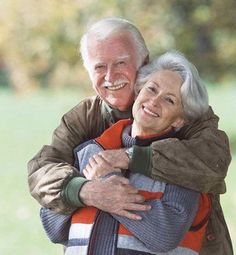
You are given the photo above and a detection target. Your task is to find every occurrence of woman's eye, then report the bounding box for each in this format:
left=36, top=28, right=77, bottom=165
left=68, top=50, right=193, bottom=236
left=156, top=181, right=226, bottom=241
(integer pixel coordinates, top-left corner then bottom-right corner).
left=146, top=86, right=156, bottom=93
left=165, top=97, right=174, bottom=104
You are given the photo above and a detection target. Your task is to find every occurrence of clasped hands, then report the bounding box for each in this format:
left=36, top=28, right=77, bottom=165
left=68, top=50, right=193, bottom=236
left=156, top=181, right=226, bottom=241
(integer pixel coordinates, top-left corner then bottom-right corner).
left=83, top=149, right=128, bottom=180
left=80, top=149, right=151, bottom=220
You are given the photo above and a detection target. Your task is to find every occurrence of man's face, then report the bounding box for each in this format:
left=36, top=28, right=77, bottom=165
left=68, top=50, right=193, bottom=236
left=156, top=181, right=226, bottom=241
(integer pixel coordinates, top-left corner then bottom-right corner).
left=132, top=70, right=185, bottom=136
left=86, top=33, right=138, bottom=111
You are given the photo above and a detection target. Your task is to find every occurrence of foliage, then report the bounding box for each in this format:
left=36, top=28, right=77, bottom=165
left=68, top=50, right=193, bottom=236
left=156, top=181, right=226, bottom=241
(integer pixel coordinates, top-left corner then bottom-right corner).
left=0, top=0, right=235, bottom=92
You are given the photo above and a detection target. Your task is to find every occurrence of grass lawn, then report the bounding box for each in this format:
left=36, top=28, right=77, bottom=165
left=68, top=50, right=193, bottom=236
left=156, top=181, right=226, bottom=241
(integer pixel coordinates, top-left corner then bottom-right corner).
left=0, top=84, right=235, bottom=254
left=208, top=84, right=236, bottom=252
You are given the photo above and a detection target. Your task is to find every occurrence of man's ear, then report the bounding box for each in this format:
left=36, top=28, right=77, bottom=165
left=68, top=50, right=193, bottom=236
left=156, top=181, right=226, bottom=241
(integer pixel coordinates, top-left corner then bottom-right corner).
left=172, top=118, right=185, bottom=129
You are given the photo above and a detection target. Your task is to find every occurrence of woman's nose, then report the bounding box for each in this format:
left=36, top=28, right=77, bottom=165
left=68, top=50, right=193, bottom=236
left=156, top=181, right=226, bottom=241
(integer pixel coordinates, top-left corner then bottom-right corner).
left=151, top=94, right=161, bottom=106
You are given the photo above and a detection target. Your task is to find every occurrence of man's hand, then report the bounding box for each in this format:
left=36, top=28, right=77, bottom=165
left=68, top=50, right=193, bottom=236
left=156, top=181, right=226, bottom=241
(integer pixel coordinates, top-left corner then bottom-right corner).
left=79, top=175, right=151, bottom=220
left=97, top=149, right=129, bottom=169
left=83, top=153, right=121, bottom=180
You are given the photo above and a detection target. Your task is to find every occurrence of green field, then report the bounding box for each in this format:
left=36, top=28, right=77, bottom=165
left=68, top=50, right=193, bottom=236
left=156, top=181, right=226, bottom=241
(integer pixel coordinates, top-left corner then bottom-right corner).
left=0, top=85, right=235, bottom=254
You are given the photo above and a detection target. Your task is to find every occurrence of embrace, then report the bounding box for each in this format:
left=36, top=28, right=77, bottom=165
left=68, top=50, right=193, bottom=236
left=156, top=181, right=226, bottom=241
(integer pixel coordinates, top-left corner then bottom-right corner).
left=28, top=18, right=233, bottom=255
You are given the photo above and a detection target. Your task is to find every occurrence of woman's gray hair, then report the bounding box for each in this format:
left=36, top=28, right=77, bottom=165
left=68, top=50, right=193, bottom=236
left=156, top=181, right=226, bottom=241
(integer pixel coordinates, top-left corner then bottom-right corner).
left=136, top=51, right=209, bottom=121
left=80, top=17, right=149, bottom=71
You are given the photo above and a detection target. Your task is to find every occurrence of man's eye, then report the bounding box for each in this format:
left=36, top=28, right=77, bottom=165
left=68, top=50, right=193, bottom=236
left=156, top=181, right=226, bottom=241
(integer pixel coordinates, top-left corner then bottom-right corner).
left=117, top=61, right=125, bottom=66
left=95, top=65, right=105, bottom=71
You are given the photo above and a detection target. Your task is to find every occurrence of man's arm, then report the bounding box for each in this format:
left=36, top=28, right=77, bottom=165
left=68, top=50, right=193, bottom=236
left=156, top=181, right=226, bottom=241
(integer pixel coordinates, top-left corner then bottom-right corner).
left=28, top=96, right=149, bottom=216
left=130, top=107, right=231, bottom=194
left=28, top=96, right=107, bottom=214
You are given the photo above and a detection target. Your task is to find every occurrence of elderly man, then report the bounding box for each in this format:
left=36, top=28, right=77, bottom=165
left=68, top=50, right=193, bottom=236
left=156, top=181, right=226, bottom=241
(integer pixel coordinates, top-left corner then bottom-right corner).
left=28, top=18, right=233, bottom=254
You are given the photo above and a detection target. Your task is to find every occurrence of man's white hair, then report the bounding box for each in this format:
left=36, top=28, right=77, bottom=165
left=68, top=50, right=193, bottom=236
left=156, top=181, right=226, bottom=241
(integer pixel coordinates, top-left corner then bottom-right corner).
left=80, top=17, right=149, bottom=72
left=136, top=51, right=209, bottom=121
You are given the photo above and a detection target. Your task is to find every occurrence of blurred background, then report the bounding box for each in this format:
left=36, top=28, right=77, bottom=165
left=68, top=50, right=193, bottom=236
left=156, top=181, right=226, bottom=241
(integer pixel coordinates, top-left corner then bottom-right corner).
left=0, top=0, right=235, bottom=254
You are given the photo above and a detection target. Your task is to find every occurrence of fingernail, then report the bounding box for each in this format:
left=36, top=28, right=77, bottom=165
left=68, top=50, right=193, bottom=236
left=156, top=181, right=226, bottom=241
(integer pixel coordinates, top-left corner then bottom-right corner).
left=136, top=216, right=142, bottom=220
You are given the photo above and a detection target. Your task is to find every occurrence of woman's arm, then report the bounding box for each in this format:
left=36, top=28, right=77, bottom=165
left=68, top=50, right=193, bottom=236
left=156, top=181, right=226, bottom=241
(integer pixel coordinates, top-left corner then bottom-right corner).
left=40, top=208, right=71, bottom=244
left=82, top=156, right=200, bottom=253
left=112, top=175, right=199, bottom=253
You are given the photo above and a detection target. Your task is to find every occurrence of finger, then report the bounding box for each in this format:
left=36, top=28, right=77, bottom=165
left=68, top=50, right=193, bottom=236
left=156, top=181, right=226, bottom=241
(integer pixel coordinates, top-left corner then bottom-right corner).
left=98, top=151, right=113, bottom=163
left=84, top=164, right=95, bottom=179
left=98, top=152, right=111, bottom=162
left=123, top=184, right=140, bottom=194
left=93, top=154, right=109, bottom=165
left=117, top=210, right=142, bottom=220
left=125, top=193, right=145, bottom=203
left=90, top=156, right=102, bottom=169
left=124, top=203, right=151, bottom=212
left=83, top=168, right=90, bottom=179
left=108, top=175, right=130, bottom=185
left=98, top=150, right=110, bottom=158
left=83, top=167, right=88, bottom=175
left=84, top=164, right=92, bottom=174
left=88, top=156, right=95, bottom=166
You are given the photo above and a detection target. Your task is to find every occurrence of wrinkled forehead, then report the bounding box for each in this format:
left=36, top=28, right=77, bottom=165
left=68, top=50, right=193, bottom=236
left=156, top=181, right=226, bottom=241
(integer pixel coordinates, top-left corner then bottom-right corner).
left=87, top=34, right=138, bottom=64
left=88, top=24, right=126, bottom=40
left=87, top=31, right=135, bottom=50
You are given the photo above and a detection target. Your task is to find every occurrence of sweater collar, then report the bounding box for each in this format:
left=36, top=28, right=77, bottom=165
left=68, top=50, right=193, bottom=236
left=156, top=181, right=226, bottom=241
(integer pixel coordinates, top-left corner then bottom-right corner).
left=122, top=123, right=176, bottom=147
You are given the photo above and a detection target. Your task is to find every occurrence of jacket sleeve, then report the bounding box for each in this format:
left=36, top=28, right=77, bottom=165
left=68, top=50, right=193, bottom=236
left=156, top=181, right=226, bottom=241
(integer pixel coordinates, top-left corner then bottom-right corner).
left=112, top=182, right=199, bottom=253
left=129, top=107, right=231, bottom=194
left=27, top=96, right=106, bottom=214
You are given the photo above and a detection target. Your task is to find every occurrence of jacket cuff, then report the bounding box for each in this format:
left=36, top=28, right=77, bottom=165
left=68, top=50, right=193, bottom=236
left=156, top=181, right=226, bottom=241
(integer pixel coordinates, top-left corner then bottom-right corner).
left=63, top=177, right=88, bottom=208
left=129, top=145, right=152, bottom=177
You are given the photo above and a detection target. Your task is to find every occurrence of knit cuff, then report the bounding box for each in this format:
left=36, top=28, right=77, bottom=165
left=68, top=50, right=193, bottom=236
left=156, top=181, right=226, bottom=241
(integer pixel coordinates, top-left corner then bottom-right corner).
left=63, top=177, right=88, bottom=208
left=129, top=145, right=152, bottom=177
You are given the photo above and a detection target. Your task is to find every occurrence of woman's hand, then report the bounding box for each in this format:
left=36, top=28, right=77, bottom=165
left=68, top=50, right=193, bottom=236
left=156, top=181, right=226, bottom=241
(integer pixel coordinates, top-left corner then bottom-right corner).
left=83, top=149, right=129, bottom=180
left=98, top=149, right=129, bottom=169
left=83, top=153, right=120, bottom=180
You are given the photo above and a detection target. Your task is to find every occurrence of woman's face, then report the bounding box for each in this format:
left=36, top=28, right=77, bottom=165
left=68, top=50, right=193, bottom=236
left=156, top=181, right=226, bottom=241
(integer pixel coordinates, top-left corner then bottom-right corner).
left=132, top=69, right=185, bottom=136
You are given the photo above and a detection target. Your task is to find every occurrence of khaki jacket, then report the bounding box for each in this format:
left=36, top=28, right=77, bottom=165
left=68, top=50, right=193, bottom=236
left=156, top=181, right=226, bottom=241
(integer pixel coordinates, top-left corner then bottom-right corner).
left=27, top=96, right=233, bottom=254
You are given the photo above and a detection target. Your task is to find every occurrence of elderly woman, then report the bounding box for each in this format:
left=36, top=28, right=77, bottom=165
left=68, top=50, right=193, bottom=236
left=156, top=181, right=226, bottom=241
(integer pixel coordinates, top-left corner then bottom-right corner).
left=41, top=51, right=211, bottom=255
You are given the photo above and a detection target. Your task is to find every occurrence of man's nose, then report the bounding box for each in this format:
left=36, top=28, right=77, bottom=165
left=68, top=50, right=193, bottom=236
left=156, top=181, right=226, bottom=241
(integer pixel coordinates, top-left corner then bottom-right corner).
left=104, top=66, right=116, bottom=83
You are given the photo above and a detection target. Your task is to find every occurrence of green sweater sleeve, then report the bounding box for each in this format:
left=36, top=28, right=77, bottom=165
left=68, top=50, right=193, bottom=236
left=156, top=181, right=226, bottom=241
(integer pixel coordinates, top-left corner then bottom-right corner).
left=62, top=177, right=88, bottom=208
left=129, top=145, right=152, bottom=177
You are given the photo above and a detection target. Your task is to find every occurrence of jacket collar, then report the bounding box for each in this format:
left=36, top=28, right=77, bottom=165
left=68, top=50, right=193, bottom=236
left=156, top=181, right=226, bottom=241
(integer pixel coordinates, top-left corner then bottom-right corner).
left=101, top=100, right=133, bottom=125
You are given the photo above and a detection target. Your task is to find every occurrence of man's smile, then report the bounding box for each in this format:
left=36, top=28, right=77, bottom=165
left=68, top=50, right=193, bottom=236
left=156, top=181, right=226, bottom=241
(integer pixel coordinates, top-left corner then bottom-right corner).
left=103, top=83, right=128, bottom=91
